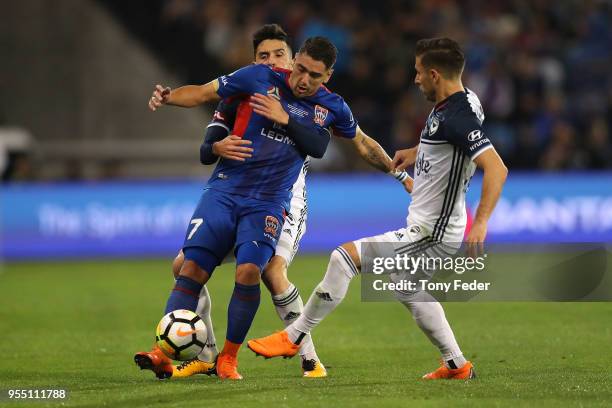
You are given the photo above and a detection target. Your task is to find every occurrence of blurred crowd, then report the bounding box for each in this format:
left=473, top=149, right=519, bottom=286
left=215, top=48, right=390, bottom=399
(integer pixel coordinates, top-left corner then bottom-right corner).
left=151, top=0, right=612, bottom=170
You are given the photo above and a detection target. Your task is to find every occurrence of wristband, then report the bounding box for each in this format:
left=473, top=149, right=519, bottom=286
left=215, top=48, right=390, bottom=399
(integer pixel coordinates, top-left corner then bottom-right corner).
left=391, top=169, right=409, bottom=182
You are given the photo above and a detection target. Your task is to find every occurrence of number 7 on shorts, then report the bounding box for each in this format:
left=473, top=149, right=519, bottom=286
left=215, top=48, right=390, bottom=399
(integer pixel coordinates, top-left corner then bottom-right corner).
left=187, top=218, right=203, bottom=240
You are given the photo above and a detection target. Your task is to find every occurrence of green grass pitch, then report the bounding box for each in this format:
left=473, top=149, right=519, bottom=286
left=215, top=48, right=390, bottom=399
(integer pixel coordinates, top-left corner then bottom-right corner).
left=0, top=256, right=611, bottom=407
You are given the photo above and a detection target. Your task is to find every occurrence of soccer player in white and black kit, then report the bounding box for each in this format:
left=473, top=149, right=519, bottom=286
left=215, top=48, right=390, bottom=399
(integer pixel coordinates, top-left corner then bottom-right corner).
left=248, top=38, right=508, bottom=379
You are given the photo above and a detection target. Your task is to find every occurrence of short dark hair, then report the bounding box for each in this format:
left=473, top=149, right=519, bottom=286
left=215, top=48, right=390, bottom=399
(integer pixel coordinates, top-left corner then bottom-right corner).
left=415, top=38, right=465, bottom=78
left=252, top=24, right=291, bottom=56
left=298, top=36, right=337, bottom=69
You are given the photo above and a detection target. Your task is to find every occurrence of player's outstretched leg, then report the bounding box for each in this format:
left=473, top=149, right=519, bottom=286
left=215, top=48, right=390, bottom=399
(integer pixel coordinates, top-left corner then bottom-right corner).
left=397, top=291, right=475, bottom=379
left=134, top=249, right=211, bottom=379
left=263, top=255, right=326, bottom=378
left=248, top=244, right=359, bottom=359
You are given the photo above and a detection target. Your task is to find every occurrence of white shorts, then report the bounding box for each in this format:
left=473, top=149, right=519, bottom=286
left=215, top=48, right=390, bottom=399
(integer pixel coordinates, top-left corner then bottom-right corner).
left=354, top=223, right=457, bottom=279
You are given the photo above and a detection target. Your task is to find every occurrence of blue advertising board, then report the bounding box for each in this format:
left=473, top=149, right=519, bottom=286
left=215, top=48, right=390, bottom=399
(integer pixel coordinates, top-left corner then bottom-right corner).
left=1, top=173, right=611, bottom=260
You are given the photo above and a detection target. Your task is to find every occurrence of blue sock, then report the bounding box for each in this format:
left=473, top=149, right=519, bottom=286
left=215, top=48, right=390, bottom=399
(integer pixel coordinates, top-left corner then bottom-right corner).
left=164, top=276, right=203, bottom=314
left=226, top=282, right=261, bottom=344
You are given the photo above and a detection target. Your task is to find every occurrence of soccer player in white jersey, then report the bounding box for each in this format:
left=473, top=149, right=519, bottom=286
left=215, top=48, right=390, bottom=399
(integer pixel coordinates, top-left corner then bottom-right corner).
left=248, top=37, right=508, bottom=379
left=139, top=25, right=413, bottom=380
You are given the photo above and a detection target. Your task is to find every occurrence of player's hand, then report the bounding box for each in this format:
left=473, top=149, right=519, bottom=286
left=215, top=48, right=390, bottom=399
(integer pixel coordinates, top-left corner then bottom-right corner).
left=149, top=84, right=171, bottom=111
left=212, top=135, right=254, bottom=161
left=465, top=220, right=487, bottom=258
left=391, top=148, right=418, bottom=172
left=249, top=93, right=289, bottom=125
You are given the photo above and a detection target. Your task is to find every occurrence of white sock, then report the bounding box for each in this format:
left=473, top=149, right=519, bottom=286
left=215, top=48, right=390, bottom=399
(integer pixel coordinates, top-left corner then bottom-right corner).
left=195, top=285, right=218, bottom=361
left=272, top=283, right=318, bottom=361
left=287, top=247, right=358, bottom=343
left=398, top=290, right=467, bottom=368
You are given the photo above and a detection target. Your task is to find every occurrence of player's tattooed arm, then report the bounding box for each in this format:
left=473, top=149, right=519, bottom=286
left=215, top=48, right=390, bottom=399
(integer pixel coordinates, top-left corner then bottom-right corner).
left=352, top=127, right=393, bottom=173
left=351, top=127, right=414, bottom=193
left=148, top=80, right=221, bottom=110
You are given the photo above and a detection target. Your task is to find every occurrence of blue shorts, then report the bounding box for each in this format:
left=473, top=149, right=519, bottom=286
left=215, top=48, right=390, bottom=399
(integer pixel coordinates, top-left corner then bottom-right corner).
left=182, top=188, right=285, bottom=274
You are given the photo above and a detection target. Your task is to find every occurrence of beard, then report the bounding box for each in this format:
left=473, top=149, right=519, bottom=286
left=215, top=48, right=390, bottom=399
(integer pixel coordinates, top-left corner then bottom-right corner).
left=419, top=85, right=436, bottom=102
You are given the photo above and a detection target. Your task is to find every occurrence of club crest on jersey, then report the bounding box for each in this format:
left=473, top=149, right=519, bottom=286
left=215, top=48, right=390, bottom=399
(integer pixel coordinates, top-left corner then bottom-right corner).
left=314, top=105, right=328, bottom=126
left=428, top=117, right=440, bottom=135
left=467, top=130, right=483, bottom=141
left=267, top=86, right=281, bottom=100
left=264, top=215, right=280, bottom=236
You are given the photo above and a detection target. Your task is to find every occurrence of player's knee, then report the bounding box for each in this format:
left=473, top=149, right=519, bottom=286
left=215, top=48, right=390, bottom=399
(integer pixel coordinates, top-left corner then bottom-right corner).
left=339, top=242, right=360, bottom=269
left=322, top=244, right=360, bottom=284
left=179, top=259, right=210, bottom=285
left=235, top=240, right=274, bottom=279
left=262, top=255, right=289, bottom=295
left=172, top=250, right=184, bottom=279
left=182, top=246, right=218, bottom=282
left=236, top=263, right=261, bottom=285
left=175, top=247, right=214, bottom=284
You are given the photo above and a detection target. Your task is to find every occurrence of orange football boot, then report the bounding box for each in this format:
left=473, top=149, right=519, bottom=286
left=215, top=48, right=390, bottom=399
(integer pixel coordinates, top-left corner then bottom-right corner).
left=247, top=331, right=299, bottom=359
left=216, top=353, right=243, bottom=380
left=134, top=345, right=174, bottom=380
left=422, top=360, right=476, bottom=380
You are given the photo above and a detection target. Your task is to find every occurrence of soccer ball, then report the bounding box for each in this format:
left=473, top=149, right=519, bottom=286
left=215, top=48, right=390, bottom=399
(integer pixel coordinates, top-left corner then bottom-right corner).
left=155, top=309, right=207, bottom=361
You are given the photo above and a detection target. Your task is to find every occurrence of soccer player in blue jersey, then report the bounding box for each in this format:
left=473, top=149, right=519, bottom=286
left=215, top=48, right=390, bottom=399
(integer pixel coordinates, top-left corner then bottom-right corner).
left=168, top=24, right=330, bottom=379
left=138, top=36, right=411, bottom=380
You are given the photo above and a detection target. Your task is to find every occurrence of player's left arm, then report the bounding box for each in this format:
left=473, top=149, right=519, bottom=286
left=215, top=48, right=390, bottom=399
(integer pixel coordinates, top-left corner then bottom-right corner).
left=467, top=148, right=508, bottom=252
left=350, top=127, right=414, bottom=193
left=445, top=114, right=508, bottom=252
left=333, top=99, right=412, bottom=192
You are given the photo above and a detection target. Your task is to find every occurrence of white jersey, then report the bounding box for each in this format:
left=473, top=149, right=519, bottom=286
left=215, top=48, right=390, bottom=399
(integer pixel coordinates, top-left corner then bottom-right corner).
left=407, top=89, right=493, bottom=243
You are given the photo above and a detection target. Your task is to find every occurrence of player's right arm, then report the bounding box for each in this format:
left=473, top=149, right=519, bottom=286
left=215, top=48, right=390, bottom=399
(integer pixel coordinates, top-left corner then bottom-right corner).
left=249, top=93, right=330, bottom=158
left=149, top=64, right=265, bottom=111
